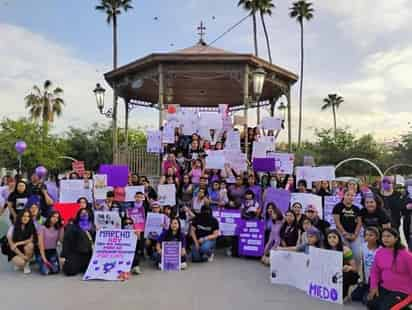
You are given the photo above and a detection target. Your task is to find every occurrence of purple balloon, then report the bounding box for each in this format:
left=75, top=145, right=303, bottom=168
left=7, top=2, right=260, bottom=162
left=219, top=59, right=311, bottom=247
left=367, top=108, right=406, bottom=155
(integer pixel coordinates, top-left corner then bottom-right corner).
left=35, top=166, right=47, bottom=178
left=15, top=140, right=27, bottom=154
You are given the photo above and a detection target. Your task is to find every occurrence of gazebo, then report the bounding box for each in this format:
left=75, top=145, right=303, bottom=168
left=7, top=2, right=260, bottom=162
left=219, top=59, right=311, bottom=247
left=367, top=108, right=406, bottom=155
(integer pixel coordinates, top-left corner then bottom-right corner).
left=102, top=34, right=298, bottom=172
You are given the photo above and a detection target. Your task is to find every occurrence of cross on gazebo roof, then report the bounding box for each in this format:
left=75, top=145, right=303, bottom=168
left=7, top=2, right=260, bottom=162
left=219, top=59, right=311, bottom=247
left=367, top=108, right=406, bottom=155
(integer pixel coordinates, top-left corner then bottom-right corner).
left=197, top=21, right=206, bottom=44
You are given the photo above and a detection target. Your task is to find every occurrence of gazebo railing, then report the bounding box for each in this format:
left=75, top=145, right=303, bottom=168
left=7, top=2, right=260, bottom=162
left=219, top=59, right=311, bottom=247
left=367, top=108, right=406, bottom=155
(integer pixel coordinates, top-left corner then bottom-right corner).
left=117, top=145, right=161, bottom=177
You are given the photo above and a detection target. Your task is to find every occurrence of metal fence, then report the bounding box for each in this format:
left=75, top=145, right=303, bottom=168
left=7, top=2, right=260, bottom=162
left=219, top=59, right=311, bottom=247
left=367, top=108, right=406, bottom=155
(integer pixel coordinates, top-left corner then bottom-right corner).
left=117, top=145, right=161, bottom=177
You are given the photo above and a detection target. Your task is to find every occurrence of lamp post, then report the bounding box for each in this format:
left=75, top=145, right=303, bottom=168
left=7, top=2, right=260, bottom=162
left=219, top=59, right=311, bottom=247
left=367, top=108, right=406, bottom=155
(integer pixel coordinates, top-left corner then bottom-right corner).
left=252, top=67, right=266, bottom=124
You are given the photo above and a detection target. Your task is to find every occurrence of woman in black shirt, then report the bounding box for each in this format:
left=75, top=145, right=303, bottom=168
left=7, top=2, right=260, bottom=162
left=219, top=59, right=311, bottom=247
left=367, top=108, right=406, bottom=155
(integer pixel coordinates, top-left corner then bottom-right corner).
left=360, top=194, right=391, bottom=231
left=7, top=180, right=29, bottom=223
left=280, top=210, right=299, bottom=247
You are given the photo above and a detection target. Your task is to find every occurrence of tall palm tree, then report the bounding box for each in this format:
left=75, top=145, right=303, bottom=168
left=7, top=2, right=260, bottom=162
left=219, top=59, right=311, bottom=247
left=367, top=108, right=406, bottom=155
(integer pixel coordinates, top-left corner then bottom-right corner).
left=321, top=94, right=344, bottom=139
left=238, top=0, right=259, bottom=57
left=96, top=0, right=133, bottom=160
left=258, top=0, right=274, bottom=64
left=25, top=80, right=65, bottom=135
left=289, top=0, right=314, bottom=148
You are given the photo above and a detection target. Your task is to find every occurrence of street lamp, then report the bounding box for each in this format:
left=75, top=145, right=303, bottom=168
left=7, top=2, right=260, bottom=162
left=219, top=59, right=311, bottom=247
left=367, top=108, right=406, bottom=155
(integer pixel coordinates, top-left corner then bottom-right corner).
left=94, top=83, right=112, bottom=118
left=252, top=67, right=266, bottom=100
left=278, top=102, right=287, bottom=120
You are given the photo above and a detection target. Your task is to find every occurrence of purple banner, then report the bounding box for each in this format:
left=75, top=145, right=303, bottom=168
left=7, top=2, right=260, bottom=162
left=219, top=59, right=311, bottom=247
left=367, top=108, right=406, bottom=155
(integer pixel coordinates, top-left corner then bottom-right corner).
left=212, top=209, right=242, bottom=236
left=238, top=220, right=265, bottom=257
left=99, top=164, right=129, bottom=187
left=162, top=241, right=181, bottom=271
left=263, top=188, right=291, bottom=215
left=252, top=158, right=275, bottom=172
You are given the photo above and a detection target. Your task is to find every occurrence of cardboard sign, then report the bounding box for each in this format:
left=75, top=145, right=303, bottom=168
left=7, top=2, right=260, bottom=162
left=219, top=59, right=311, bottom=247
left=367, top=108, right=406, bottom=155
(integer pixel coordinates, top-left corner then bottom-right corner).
left=212, top=209, right=242, bottom=236
left=162, top=124, right=175, bottom=144
left=161, top=241, right=181, bottom=271
left=147, top=130, right=162, bottom=153
left=144, top=212, right=166, bottom=239
left=261, top=117, right=282, bottom=130
left=124, top=186, right=145, bottom=202
left=225, top=130, right=241, bottom=151
left=252, top=141, right=275, bottom=159
left=238, top=220, right=265, bottom=257
left=83, top=229, right=137, bottom=281
left=98, top=165, right=129, bottom=187
left=290, top=193, right=323, bottom=219
left=94, top=211, right=122, bottom=230
left=158, top=184, right=176, bottom=206
left=205, top=150, right=226, bottom=170
left=264, top=188, right=291, bottom=214
left=295, top=166, right=336, bottom=189
left=59, top=180, right=93, bottom=203
left=224, top=150, right=247, bottom=172
left=272, top=153, right=295, bottom=174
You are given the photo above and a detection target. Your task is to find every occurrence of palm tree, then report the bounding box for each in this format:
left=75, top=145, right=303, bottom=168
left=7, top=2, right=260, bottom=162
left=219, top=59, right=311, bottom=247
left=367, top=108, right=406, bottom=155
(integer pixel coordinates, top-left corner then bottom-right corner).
left=96, top=0, right=133, bottom=160
left=238, top=0, right=259, bottom=57
left=258, top=0, right=274, bottom=64
left=25, top=80, right=65, bottom=135
left=289, top=0, right=314, bottom=148
left=321, top=94, right=344, bottom=139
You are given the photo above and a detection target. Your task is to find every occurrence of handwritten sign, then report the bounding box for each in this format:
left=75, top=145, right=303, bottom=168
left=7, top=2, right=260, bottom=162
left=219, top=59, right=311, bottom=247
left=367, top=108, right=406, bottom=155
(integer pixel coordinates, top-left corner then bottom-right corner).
left=291, top=193, right=323, bottom=219
left=238, top=220, right=265, bottom=257
left=147, top=130, right=162, bottom=153
left=271, top=153, right=294, bottom=174
left=212, top=209, right=242, bottom=236
left=126, top=204, right=145, bottom=232
left=124, top=186, right=144, bottom=202
left=144, top=212, right=166, bottom=239
left=158, top=184, right=176, bottom=206
left=94, top=211, right=122, bottom=230
left=161, top=241, right=181, bottom=271
left=295, top=166, right=335, bottom=189
left=205, top=150, right=226, bottom=169
left=261, top=117, right=282, bottom=130
left=59, top=180, right=93, bottom=203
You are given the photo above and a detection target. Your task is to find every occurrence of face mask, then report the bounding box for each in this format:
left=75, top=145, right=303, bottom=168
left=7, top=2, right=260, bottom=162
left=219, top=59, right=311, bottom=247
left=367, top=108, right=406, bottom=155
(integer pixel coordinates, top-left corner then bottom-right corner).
left=382, top=182, right=392, bottom=191
left=80, top=213, right=89, bottom=221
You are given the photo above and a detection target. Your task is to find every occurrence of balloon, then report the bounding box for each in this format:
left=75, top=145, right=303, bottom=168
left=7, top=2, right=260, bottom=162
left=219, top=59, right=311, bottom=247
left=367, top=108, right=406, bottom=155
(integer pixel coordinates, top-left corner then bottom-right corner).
left=167, top=105, right=176, bottom=114
left=35, top=166, right=48, bottom=178
left=15, top=140, right=27, bottom=154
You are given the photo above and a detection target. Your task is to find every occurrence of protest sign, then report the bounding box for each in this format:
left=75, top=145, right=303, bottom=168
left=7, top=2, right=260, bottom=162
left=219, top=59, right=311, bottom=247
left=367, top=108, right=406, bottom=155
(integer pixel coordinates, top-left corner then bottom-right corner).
left=161, top=241, right=181, bottom=271
left=261, top=117, right=282, bottom=130
left=124, top=186, right=145, bottom=202
left=126, top=204, right=145, bottom=232
left=259, top=135, right=276, bottom=145
left=53, top=203, right=80, bottom=226
left=270, top=247, right=343, bottom=304
left=158, top=184, right=176, bottom=206
left=200, top=112, right=222, bottom=130
left=205, top=150, right=226, bottom=169
left=252, top=158, right=275, bottom=172
left=238, top=220, right=265, bottom=257
left=272, top=153, right=295, bottom=174
left=225, top=130, right=241, bottom=151
left=147, top=130, right=162, bottom=153
left=295, top=166, right=335, bottom=189
left=303, top=156, right=315, bottom=167
left=93, top=174, right=112, bottom=200
left=264, top=188, right=291, bottom=214
left=162, top=124, right=175, bottom=144
left=144, top=212, right=166, bottom=239
left=291, top=193, right=323, bottom=219
left=252, top=141, right=274, bottom=159
left=408, top=186, right=412, bottom=198
left=94, top=211, right=122, bottom=230
left=83, top=229, right=137, bottom=281
left=212, top=209, right=242, bottom=236
left=323, top=195, right=341, bottom=226
left=72, top=160, right=85, bottom=177
left=98, top=165, right=129, bottom=187
left=59, top=180, right=93, bottom=203
left=45, top=181, right=58, bottom=202
left=224, top=150, right=247, bottom=171
left=395, top=174, right=405, bottom=186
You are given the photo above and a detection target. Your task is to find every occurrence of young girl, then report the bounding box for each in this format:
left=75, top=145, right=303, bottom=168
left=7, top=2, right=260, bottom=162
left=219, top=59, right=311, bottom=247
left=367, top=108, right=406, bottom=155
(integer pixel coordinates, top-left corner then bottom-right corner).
left=154, top=217, right=187, bottom=270
left=261, top=206, right=284, bottom=265
left=368, top=228, right=412, bottom=309
left=208, top=181, right=221, bottom=209
left=218, top=181, right=229, bottom=208
left=297, top=217, right=313, bottom=246
left=264, top=203, right=275, bottom=243
left=241, top=190, right=261, bottom=220
left=324, top=229, right=359, bottom=299
left=27, top=196, right=43, bottom=230
left=37, top=211, right=64, bottom=275
left=279, top=227, right=322, bottom=254
left=351, top=227, right=380, bottom=304
left=6, top=180, right=29, bottom=223
left=279, top=211, right=299, bottom=247
left=178, top=174, right=193, bottom=210
left=291, top=202, right=306, bottom=231
left=6, top=210, right=36, bottom=274
left=189, top=159, right=203, bottom=186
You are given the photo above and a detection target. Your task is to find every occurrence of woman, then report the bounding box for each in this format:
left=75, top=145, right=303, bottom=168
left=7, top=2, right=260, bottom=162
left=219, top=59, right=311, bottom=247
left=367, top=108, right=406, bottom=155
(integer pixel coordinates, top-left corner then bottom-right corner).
left=291, top=202, right=306, bottom=231
left=6, top=180, right=29, bottom=223
left=297, top=217, right=314, bottom=246
left=178, top=174, right=194, bottom=210
left=27, top=196, right=43, bottom=230
left=261, top=206, right=283, bottom=265
left=37, top=211, right=64, bottom=275
left=279, top=211, right=299, bottom=247
left=6, top=210, right=36, bottom=273
left=192, top=188, right=209, bottom=214
left=162, top=153, right=181, bottom=179
left=61, top=208, right=96, bottom=276
left=228, top=175, right=245, bottom=208
left=359, top=194, right=391, bottom=231
left=189, top=159, right=203, bottom=186
left=241, top=190, right=260, bottom=220
left=377, top=176, right=403, bottom=231
left=208, top=181, right=221, bottom=209
left=324, top=229, right=359, bottom=299
left=368, top=228, right=412, bottom=309
left=246, top=174, right=262, bottom=206
left=264, top=203, right=275, bottom=243
left=154, top=217, right=187, bottom=270
left=284, top=175, right=295, bottom=191
left=332, top=189, right=362, bottom=263
left=279, top=227, right=322, bottom=254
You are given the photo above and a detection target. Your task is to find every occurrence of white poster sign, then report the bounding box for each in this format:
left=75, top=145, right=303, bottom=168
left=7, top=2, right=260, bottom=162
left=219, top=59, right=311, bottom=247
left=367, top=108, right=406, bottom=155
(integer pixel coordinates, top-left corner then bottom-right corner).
left=144, top=212, right=166, bottom=238
left=59, top=180, right=93, bottom=203
left=93, top=174, right=111, bottom=200
left=158, top=184, right=176, bottom=206
left=272, top=153, right=294, bottom=174
left=124, top=186, right=145, bottom=202
left=162, top=124, right=175, bottom=144
left=225, top=130, right=241, bottom=151
left=291, top=193, right=323, bottom=219
left=261, top=117, right=282, bottom=130
left=147, top=130, right=162, bottom=153
left=200, top=112, right=222, bottom=130
left=224, top=150, right=247, bottom=172
left=252, top=141, right=274, bottom=159
left=94, top=211, right=122, bottom=230
left=295, top=166, right=336, bottom=189
left=205, top=150, right=226, bottom=169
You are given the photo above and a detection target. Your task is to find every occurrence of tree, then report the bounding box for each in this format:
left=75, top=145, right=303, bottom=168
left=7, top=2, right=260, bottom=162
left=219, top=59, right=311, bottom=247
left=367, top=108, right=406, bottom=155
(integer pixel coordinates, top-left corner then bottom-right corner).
left=96, top=0, right=133, bottom=161
left=24, top=80, right=65, bottom=136
left=290, top=0, right=314, bottom=148
left=258, top=0, right=275, bottom=64
left=238, top=0, right=259, bottom=57
left=321, top=94, right=344, bottom=139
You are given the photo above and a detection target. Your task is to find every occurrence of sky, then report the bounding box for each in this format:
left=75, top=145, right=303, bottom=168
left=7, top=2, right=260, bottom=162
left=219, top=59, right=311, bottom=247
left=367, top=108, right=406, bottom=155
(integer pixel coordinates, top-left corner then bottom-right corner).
left=0, top=0, right=411, bottom=142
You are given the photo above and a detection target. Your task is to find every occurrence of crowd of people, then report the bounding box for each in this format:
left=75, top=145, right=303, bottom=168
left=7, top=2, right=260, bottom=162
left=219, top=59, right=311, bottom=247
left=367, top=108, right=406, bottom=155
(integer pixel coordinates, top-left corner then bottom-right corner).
left=1, top=129, right=412, bottom=309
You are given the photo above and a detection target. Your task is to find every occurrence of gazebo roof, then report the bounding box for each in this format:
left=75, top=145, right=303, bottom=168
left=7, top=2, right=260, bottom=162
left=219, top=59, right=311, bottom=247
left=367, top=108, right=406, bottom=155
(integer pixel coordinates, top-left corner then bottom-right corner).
left=104, top=40, right=298, bottom=108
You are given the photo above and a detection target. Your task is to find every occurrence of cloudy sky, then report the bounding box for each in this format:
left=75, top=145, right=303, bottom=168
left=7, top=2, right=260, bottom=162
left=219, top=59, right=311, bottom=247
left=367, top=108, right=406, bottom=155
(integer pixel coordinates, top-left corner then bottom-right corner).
left=0, top=0, right=411, bottom=142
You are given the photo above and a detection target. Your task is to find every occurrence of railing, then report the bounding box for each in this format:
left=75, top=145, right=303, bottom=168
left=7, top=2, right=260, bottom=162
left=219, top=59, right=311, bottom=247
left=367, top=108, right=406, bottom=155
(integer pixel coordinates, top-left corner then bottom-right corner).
left=117, top=145, right=161, bottom=177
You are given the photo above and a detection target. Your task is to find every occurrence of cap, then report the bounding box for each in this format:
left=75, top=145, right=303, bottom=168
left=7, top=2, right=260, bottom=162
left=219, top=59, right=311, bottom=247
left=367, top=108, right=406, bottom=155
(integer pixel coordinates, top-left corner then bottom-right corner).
left=306, top=227, right=321, bottom=240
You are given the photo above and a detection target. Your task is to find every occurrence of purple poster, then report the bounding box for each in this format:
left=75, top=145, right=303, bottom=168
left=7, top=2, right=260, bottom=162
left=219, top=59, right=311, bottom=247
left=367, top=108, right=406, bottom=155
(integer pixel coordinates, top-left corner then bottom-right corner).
left=161, top=241, right=181, bottom=271
left=98, top=164, right=129, bottom=187
left=126, top=204, right=145, bottom=232
left=252, top=158, right=275, bottom=172
left=212, top=209, right=242, bottom=236
left=263, top=188, right=291, bottom=215
left=238, top=220, right=265, bottom=257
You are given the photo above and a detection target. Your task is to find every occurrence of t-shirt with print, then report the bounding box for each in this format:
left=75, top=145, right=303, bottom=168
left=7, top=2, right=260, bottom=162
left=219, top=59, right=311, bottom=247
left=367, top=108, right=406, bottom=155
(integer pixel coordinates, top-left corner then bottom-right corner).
left=192, top=215, right=219, bottom=239
left=360, top=208, right=390, bottom=230
left=362, top=242, right=379, bottom=283
left=7, top=192, right=29, bottom=216
left=332, top=202, right=361, bottom=234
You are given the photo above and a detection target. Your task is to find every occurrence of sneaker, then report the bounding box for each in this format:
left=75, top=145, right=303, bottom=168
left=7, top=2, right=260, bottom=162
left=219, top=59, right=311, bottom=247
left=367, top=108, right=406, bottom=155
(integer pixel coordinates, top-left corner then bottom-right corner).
left=13, top=265, right=20, bottom=271
left=207, top=253, right=215, bottom=263
left=23, top=263, right=31, bottom=274
left=181, top=262, right=187, bottom=270
left=157, top=263, right=162, bottom=270
left=225, top=248, right=232, bottom=257
left=131, top=266, right=141, bottom=275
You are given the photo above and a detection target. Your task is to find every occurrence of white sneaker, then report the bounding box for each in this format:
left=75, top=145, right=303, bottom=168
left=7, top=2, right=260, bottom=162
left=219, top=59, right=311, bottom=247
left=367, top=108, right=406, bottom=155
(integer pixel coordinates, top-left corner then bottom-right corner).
left=225, top=248, right=232, bottom=257
left=131, top=266, right=141, bottom=275
left=208, top=253, right=215, bottom=263
left=23, top=263, right=31, bottom=274
left=13, top=265, right=20, bottom=271
left=181, top=262, right=187, bottom=270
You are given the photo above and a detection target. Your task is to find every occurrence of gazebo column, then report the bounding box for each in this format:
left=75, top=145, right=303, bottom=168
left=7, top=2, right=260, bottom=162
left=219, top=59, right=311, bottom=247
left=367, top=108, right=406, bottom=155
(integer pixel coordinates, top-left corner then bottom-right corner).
left=257, top=101, right=261, bottom=125
left=243, top=65, right=249, bottom=157
left=158, top=64, right=164, bottom=129
left=286, top=87, right=292, bottom=152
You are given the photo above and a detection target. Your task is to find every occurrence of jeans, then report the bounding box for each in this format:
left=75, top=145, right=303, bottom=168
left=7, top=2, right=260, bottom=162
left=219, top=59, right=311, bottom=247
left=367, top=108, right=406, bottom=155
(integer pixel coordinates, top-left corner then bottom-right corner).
left=191, top=239, right=216, bottom=262
left=36, top=249, right=60, bottom=275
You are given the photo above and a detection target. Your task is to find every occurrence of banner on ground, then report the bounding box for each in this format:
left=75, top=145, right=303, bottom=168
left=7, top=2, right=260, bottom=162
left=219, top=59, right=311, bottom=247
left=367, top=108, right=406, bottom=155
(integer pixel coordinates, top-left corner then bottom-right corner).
left=161, top=241, right=181, bottom=271
left=59, top=180, right=93, bottom=203
left=270, top=247, right=343, bottom=304
left=295, top=166, right=335, bottom=189
left=94, top=211, right=122, bottom=230
left=144, top=212, right=166, bottom=239
left=158, top=184, right=176, bottom=206
left=83, top=229, right=137, bottom=281
left=212, top=209, right=242, bottom=236
left=238, top=220, right=265, bottom=257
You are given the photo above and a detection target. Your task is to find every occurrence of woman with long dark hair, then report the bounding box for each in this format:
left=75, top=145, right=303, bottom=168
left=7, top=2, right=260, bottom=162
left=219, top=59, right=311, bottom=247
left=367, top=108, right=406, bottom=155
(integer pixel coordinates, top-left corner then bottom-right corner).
left=6, top=210, right=36, bottom=273
left=37, top=211, right=64, bottom=275
left=61, top=208, right=95, bottom=276
left=6, top=180, right=29, bottom=223
left=359, top=194, right=391, bottom=231
left=368, top=228, right=412, bottom=309
left=279, top=211, right=299, bottom=247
